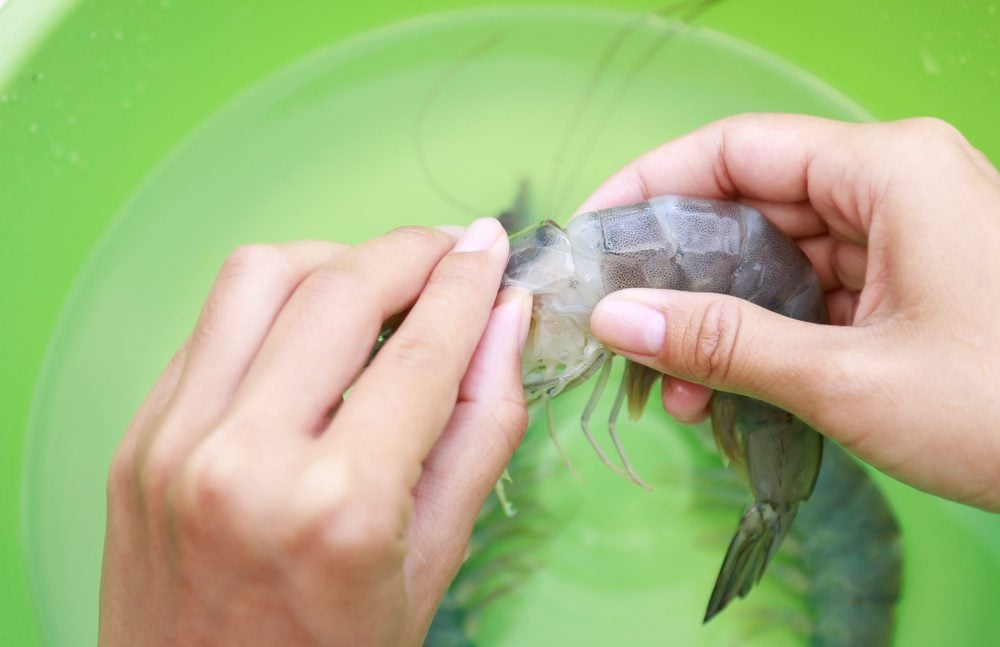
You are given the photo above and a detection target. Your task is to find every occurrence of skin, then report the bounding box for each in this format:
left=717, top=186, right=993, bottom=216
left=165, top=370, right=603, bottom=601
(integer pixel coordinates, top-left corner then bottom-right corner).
left=100, top=114, right=1000, bottom=646
left=586, top=114, right=1000, bottom=512
left=98, top=219, right=531, bottom=646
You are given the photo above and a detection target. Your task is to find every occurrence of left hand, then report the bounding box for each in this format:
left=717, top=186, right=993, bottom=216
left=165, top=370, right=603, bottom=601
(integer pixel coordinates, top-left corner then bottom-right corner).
left=99, top=219, right=530, bottom=646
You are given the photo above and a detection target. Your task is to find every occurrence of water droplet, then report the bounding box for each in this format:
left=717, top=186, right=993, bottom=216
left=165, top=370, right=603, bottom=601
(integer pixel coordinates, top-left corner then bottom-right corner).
left=114, top=30, right=124, bottom=42
left=28, top=123, right=39, bottom=134
left=921, top=49, right=942, bottom=77
left=160, top=0, right=171, bottom=8
left=29, top=71, right=45, bottom=82
left=89, top=30, right=98, bottom=40
left=121, top=98, right=134, bottom=110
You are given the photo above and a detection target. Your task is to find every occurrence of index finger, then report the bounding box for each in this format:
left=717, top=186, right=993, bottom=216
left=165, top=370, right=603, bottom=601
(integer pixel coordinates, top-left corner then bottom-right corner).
left=327, top=218, right=510, bottom=488
left=574, top=113, right=853, bottom=217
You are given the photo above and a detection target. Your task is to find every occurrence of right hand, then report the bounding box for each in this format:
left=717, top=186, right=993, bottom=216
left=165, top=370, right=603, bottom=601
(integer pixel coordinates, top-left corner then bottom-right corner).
left=582, top=115, right=1000, bottom=511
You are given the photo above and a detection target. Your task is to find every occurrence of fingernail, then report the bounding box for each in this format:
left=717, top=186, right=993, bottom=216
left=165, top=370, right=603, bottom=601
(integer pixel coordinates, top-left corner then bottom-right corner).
left=454, top=218, right=503, bottom=252
left=591, top=298, right=665, bottom=355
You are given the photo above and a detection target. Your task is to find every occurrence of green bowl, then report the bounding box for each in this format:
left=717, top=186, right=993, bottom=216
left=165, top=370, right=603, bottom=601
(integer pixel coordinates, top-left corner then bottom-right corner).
left=3, top=1, right=998, bottom=645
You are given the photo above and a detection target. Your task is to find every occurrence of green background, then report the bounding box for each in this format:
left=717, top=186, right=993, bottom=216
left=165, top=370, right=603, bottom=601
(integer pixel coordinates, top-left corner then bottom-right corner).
left=2, top=1, right=998, bottom=644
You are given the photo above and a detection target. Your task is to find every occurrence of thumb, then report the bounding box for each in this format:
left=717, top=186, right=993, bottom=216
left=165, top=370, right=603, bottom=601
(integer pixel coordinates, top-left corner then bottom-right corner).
left=590, top=288, right=849, bottom=415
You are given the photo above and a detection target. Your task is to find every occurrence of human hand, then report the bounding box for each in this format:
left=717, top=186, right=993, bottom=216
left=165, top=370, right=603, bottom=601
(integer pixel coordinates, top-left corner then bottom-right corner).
left=581, top=114, right=1000, bottom=511
left=99, top=220, right=531, bottom=646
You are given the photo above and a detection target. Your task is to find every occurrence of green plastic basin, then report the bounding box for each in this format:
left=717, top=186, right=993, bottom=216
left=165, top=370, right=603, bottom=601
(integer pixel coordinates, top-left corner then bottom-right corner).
left=2, top=1, right=998, bottom=644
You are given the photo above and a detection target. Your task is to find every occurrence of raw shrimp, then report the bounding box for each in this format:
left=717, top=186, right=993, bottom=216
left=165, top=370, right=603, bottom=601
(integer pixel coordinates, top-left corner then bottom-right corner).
left=502, top=195, right=833, bottom=620
left=421, top=190, right=902, bottom=645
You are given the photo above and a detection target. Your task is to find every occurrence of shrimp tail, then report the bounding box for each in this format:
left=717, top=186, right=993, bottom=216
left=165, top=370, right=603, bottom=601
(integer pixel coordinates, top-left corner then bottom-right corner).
left=704, top=501, right=798, bottom=622
left=704, top=393, right=822, bottom=623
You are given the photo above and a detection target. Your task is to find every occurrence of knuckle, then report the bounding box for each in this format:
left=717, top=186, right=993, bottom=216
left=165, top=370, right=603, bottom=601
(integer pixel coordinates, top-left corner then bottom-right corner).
left=387, top=327, right=456, bottom=372
left=686, top=299, right=742, bottom=385
left=505, top=399, right=530, bottom=437
left=429, top=252, right=491, bottom=289
left=301, top=263, right=364, bottom=302
left=901, top=116, right=964, bottom=143
left=294, top=267, right=373, bottom=338
left=280, top=465, right=408, bottom=567
left=172, top=440, right=249, bottom=528
left=218, top=244, right=290, bottom=283
left=136, top=438, right=178, bottom=502
left=107, top=440, right=139, bottom=499
left=322, top=503, right=407, bottom=566
left=388, top=225, right=451, bottom=250
left=420, top=255, right=499, bottom=323
left=199, top=245, right=292, bottom=342
left=884, top=118, right=971, bottom=163
left=490, top=397, right=529, bottom=455
left=296, top=239, right=351, bottom=257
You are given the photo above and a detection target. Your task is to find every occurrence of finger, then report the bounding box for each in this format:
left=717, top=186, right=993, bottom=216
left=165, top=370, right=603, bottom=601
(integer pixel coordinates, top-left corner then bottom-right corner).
left=107, top=337, right=191, bottom=539
left=574, top=114, right=867, bottom=235
left=796, top=236, right=867, bottom=292
left=135, top=242, right=348, bottom=475
left=825, top=288, right=860, bottom=326
left=405, top=288, right=531, bottom=598
left=231, top=226, right=460, bottom=433
left=590, top=288, right=858, bottom=418
left=831, top=242, right=868, bottom=292
left=328, top=218, right=510, bottom=488
left=738, top=199, right=828, bottom=240
left=661, top=376, right=711, bottom=424
left=172, top=241, right=348, bottom=422
left=124, top=337, right=191, bottom=440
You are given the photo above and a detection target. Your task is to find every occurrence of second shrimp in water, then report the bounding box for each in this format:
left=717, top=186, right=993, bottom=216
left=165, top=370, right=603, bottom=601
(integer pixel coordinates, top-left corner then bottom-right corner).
left=501, top=194, right=894, bottom=623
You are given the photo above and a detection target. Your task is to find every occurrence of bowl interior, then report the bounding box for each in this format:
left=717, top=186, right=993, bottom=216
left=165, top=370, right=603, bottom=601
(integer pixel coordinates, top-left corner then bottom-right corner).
left=3, top=1, right=998, bottom=644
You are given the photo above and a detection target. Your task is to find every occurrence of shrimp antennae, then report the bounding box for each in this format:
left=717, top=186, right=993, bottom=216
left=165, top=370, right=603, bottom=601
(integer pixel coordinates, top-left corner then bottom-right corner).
left=414, top=31, right=504, bottom=216
left=541, top=6, right=654, bottom=217
left=548, top=0, right=727, bottom=217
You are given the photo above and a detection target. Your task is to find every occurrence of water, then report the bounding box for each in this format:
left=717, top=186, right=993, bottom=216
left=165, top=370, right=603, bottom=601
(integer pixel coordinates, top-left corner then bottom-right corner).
left=23, top=6, right=1000, bottom=645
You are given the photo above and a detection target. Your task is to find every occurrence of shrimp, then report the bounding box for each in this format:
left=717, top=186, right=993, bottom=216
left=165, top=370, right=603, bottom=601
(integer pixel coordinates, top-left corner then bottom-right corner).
left=421, top=190, right=902, bottom=644
left=790, top=443, right=902, bottom=645
left=502, top=195, right=828, bottom=620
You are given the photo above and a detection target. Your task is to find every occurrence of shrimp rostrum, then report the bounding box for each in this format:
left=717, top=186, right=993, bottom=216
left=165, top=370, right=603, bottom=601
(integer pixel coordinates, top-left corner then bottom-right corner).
left=502, top=195, right=829, bottom=620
